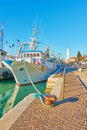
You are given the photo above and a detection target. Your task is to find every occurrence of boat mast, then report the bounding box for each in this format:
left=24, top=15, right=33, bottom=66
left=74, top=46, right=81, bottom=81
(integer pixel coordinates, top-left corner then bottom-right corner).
left=33, top=26, right=38, bottom=38
left=30, top=26, right=39, bottom=51
left=17, top=26, right=40, bottom=55
left=0, top=22, right=4, bottom=50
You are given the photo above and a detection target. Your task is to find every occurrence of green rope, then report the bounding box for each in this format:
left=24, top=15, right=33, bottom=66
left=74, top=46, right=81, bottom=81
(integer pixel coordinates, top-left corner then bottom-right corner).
left=23, top=61, right=57, bottom=107
left=23, top=61, right=43, bottom=96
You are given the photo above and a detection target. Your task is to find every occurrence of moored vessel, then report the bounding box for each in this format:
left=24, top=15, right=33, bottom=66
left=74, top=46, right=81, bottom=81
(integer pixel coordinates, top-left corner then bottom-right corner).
left=3, top=26, right=61, bottom=85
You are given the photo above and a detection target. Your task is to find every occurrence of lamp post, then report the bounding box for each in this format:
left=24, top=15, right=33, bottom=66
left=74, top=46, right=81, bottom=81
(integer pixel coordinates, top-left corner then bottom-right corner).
left=62, top=66, right=66, bottom=100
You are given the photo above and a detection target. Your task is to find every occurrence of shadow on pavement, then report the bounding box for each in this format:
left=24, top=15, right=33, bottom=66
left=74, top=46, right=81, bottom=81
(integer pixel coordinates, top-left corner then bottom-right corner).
left=54, top=97, right=79, bottom=106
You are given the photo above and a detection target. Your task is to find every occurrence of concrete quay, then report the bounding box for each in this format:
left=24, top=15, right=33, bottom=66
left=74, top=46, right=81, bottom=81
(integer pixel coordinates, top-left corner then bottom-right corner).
left=0, top=70, right=87, bottom=130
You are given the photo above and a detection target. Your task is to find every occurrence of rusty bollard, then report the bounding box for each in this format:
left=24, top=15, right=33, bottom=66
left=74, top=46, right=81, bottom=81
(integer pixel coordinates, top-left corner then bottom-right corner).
left=44, top=95, right=57, bottom=106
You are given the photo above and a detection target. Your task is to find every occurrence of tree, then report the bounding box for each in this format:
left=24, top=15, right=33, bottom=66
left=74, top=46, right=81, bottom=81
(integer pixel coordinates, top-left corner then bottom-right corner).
left=77, top=51, right=82, bottom=61
left=45, top=48, right=49, bottom=58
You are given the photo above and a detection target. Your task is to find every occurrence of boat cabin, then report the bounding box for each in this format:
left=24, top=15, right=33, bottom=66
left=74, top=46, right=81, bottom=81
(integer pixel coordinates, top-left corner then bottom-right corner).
left=16, top=50, right=46, bottom=63
left=21, top=51, right=45, bottom=59
left=0, top=49, right=6, bottom=62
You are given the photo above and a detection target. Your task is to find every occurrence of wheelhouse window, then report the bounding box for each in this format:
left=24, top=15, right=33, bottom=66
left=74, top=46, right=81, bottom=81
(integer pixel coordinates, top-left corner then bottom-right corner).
left=0, top=52, right=6, bottom=56
left=34, top=53, right=36, bottom=57
left=30, top=53, right=33, bottom=57
left=27, top=53, right=30, bottom=57
left=24, top=54, right=27, bottom=57
left=37, top=53, right=39, bottom=57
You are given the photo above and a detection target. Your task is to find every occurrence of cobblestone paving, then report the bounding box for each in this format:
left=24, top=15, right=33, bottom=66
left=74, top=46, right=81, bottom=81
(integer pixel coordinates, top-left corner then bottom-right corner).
left=9, top=72, right=87, bottom=130
left=75, top=70, right=87, bottom=87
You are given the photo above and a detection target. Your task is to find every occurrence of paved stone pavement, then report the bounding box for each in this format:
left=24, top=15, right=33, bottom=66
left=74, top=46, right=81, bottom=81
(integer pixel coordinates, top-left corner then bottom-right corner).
left=9, top=71, right=87, bottom=130
left=75, top=70, right=87, bottom=87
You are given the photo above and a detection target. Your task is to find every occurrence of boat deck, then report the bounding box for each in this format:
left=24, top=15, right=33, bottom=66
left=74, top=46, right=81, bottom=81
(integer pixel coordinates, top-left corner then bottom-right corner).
left=0, top=70, right=87, bottom=130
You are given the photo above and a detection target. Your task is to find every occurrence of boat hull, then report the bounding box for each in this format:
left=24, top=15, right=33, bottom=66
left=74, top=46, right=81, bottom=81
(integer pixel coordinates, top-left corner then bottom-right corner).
left=0, top=67, right=13, bottom=80
left=3, top=60, right=58, bottom=86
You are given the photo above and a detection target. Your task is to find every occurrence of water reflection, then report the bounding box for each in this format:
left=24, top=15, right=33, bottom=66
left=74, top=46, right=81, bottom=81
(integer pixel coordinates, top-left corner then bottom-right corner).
left=0, top=79, right=46, bottom=118
left=3, top=85, right=19, bottom=116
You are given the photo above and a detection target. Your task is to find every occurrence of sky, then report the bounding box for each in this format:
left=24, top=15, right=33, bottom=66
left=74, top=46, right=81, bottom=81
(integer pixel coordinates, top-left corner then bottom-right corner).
left=0, top=0, right=87, bottom=59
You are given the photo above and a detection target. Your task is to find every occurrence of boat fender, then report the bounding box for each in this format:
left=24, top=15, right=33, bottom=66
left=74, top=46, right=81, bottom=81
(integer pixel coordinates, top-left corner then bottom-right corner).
left=41, top=65, right=45, bottom=71
left=2, top=71, right=9, bottom=78
left=35, top=61, right=40, bottom=64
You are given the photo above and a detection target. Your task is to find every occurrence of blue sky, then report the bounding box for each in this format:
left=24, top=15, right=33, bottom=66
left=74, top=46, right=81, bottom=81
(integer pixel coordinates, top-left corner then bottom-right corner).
left=0, top=0, right=87, bottom=59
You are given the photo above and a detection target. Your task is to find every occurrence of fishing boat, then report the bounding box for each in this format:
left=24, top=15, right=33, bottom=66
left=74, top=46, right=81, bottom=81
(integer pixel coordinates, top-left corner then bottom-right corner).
left=0, top=49, right=13, bottom=80
left=2, top=27, right=61, bottom=86
left=0, top=23, right=13, bottom=80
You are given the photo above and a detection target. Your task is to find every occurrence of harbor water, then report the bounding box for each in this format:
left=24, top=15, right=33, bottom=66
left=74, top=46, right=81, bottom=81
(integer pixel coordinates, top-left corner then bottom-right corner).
left=0, top=79, right=46, bottom=118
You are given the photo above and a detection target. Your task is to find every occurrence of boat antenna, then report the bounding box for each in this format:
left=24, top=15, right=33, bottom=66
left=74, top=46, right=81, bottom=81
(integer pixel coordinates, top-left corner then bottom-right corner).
left=0, top=22, right=4, bottom=50
left=33, top=26, right=39, bottom=39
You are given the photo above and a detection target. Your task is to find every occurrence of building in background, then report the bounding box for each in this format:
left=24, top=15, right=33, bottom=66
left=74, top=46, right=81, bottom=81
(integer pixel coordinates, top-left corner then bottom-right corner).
left=66, top=48, right=70, bottom=62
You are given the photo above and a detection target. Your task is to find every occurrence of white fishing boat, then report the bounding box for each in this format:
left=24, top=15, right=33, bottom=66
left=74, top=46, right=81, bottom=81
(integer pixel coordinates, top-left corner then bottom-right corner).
left=0, top=49, right=13, bottom=80
left=2, top=27, right=61, bottom=86
left=0, top=23, right=13, bottom=80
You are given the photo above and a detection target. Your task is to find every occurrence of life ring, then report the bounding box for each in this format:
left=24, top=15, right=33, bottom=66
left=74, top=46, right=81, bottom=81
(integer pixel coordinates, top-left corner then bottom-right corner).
left=2, top=71, right=9, bottom=78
